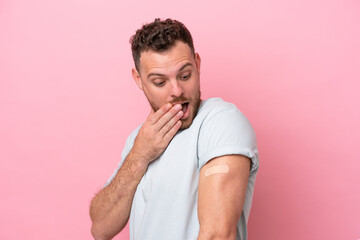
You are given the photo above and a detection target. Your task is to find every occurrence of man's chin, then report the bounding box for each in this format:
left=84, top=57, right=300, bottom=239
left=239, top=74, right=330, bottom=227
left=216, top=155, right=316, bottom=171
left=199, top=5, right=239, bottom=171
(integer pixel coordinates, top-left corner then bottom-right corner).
left=179, top=117, right=194, bottom=130
left=179, top=121, right=190, bottom=130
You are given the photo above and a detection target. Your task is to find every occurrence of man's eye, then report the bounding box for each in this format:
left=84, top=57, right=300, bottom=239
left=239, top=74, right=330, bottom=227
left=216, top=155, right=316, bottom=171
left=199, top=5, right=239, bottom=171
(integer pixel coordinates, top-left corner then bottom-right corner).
left=154, top=81, right=165, bottom=86
left=181, top=73, right=191, bottom=80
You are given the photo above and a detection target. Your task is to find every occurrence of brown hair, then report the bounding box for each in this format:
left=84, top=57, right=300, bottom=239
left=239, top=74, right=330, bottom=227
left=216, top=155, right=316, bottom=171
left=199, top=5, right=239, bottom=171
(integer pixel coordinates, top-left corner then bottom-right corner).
left=130, top=18, right=195, bottom=72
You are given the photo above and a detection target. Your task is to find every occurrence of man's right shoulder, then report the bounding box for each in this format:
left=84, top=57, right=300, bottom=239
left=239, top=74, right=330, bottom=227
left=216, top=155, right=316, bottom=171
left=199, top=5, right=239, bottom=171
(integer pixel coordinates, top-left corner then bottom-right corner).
left=124, top=124, right=142, bottom=148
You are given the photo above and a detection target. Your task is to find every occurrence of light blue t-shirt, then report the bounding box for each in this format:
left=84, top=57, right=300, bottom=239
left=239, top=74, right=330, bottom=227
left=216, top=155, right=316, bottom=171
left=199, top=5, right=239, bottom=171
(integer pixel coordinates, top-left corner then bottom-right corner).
left=105, top=98, right=259, bottom=240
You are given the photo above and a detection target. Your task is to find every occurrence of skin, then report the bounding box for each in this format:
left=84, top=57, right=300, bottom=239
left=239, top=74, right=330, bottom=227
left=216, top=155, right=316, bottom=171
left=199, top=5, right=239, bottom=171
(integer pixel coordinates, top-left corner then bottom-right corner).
left=90, top=103, right=184, bottom=240
left=90, top=40, right=251, bottom=240
left=132, top=41, right=201, bottom=130
left=197, top=155, right=251, bottom=240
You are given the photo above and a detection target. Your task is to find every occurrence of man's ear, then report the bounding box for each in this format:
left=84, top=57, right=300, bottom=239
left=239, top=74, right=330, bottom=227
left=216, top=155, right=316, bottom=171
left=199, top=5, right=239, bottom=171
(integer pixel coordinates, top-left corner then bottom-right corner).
left=195, top=53, right=201, bottom=75
left=132, top=68, right=143, bottom=90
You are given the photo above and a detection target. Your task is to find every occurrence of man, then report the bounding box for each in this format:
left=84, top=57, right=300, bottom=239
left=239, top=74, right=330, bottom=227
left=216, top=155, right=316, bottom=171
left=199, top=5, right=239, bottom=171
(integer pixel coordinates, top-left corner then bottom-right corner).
left=90, top=18, right=259, bottom=240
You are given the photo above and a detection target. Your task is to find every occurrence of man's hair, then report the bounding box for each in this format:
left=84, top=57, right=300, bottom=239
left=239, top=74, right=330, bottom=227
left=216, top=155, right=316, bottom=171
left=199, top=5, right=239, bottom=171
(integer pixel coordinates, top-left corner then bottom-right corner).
left=130, top=18, right=195, bottom=72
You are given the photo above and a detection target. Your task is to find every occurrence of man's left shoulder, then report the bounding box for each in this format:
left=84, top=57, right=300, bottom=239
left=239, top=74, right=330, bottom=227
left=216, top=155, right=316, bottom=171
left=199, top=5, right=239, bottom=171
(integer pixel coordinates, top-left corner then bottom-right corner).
left=199, top=98, right=242, bottom=117
left=196, top=98, right=259, bottom=174
left=199, top=98, right=248, bottom=124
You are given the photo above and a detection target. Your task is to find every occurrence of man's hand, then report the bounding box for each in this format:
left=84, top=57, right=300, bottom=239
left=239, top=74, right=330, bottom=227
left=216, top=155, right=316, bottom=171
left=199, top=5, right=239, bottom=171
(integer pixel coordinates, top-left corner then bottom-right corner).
left=131, top=103, right=183, bottom=163
left=90, top=103, right=183, bottom=240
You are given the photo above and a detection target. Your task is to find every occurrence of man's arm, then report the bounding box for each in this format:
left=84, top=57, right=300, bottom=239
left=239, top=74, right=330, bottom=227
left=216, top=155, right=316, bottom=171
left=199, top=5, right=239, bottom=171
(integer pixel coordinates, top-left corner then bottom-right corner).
left=90, top=151, right=147, bottom=240
left=197, top=154, right=251, bottom=240
left=90, top=103, right=183, bottom=240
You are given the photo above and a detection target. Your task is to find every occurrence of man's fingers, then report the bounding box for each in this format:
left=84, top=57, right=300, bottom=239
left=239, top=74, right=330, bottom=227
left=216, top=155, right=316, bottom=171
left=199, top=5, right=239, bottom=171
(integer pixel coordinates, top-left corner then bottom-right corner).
left=154, top=104, right=182, bottom=131
left=158, top=110, right=183, bottom=136
left=163, top=120, right=182, bottom=143
left=137, top=103, right=183, bottom=162
left=147, top=103, right=173, bottom=124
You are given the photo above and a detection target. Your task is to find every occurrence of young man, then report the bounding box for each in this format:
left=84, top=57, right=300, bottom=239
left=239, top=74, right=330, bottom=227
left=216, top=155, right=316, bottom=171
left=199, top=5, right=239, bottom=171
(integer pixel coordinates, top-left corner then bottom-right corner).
left=90, top=18, right=259, bottom=240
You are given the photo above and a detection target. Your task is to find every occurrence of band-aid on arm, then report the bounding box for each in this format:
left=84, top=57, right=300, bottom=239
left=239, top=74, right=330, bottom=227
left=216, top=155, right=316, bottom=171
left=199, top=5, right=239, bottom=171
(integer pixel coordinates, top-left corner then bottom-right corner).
left=204, top=165, right=229, bottom=177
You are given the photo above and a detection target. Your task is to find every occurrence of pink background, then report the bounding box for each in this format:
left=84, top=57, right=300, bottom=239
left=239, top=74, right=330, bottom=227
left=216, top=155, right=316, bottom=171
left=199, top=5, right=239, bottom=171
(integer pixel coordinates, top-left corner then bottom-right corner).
left=1, top=0, right=359, bottom=239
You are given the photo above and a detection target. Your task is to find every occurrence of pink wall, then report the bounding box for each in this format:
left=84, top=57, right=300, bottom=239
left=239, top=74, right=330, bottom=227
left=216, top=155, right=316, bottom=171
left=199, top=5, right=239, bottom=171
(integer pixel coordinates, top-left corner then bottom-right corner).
left=1, top=0, right=359, bottom=239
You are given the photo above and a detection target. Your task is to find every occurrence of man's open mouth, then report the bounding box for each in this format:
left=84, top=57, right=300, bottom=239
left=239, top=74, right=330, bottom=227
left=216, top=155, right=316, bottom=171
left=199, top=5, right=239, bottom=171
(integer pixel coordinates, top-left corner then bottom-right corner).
left=181, top=102, right=189, bottom=115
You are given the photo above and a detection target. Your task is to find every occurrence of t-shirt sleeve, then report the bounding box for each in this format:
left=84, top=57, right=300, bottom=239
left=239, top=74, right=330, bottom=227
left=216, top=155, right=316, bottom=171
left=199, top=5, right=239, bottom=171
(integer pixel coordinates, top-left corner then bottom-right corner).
left=103, top=126, right=140, bottom=188
left=197, top=108, right=259, bottom=175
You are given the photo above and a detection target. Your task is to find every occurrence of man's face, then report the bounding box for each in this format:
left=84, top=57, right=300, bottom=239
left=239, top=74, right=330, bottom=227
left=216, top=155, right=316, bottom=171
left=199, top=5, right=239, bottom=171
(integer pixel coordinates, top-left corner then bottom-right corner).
left=132, top=41, right=201, bottom=130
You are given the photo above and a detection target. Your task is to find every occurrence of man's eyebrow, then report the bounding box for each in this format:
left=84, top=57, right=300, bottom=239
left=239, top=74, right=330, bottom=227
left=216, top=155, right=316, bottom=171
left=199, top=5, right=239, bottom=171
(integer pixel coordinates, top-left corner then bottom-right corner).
left=147, top=62, right=193, bottom=79
left=178, top=62, right=193, bottom=72
left=147, top=72, right=166, bottom=78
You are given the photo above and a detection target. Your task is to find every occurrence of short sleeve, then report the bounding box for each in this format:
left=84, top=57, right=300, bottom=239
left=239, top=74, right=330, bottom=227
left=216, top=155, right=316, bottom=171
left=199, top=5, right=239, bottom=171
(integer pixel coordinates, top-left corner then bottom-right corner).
left=103, top=126, right=141, bottom=188
left=197, top=108, right=259, bottom=175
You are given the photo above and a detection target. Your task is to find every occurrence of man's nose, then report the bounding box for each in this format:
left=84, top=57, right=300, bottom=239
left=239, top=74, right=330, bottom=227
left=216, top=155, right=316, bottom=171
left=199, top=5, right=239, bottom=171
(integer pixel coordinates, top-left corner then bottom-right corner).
left=169, top=80, right=184, bottom=97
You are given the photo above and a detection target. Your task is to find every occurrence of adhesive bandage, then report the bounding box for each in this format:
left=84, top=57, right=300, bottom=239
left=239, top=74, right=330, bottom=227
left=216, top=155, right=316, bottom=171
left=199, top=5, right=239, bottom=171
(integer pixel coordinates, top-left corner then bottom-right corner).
left=204, top=165, right=229, bottom=177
